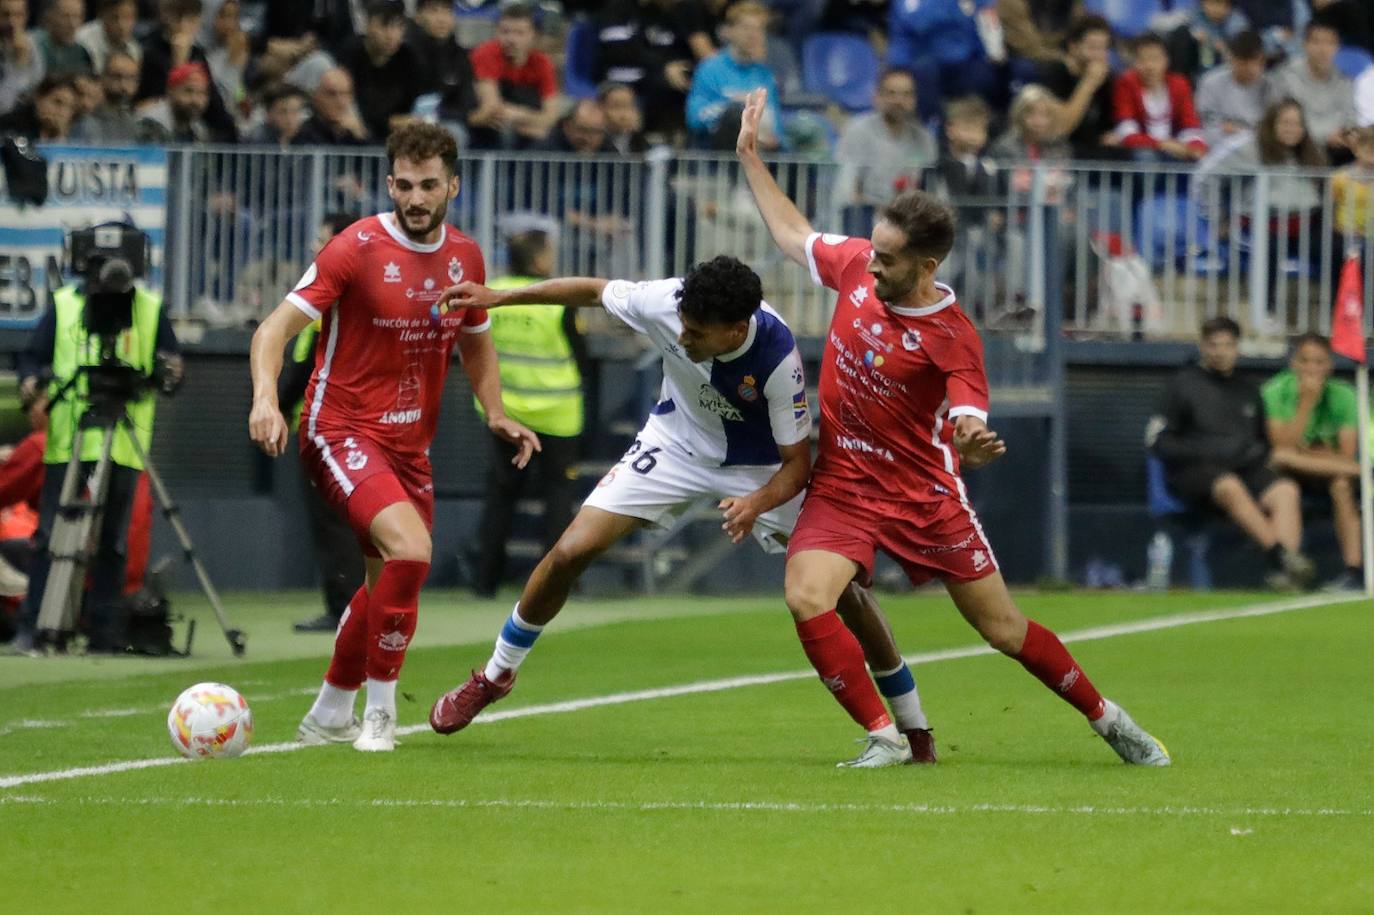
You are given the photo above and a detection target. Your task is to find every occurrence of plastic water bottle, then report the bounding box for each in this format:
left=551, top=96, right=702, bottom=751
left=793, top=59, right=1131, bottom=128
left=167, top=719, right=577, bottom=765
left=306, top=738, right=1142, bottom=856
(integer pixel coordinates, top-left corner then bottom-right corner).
left=1146, top=532, right=1173, bottom=591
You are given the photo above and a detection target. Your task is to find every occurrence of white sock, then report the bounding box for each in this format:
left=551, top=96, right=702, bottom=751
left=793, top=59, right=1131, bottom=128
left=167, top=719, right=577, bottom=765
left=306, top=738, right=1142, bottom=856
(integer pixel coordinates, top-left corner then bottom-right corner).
left=871, top=722, right=902, bottom=743
left=364, top=677, right=397, bottom=717
left=872, top=662, right=930, bottom=730
left=483, top=603, right=544, bottom=681
left=309, top=681, right=356, bottom=728
left=1090, top=699, right=1120, bottom=737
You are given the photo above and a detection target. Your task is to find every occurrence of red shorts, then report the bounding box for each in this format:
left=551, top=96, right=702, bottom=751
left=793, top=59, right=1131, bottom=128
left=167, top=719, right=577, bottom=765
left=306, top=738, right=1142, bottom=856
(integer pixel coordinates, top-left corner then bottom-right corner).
left=787, top=484, right=998, bottom=587
left=299, top=430, right=434, bottom=557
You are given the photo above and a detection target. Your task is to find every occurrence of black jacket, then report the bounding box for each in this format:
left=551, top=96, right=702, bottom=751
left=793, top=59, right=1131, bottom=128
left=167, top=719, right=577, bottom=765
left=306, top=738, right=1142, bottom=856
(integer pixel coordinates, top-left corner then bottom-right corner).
left=1150, top=363, right=1269, bottom=471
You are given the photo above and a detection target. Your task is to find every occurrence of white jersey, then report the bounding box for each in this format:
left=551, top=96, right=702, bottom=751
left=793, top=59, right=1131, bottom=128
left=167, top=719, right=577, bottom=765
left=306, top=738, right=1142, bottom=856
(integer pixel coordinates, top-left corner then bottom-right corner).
left=600, top=278, right=811, bottom=467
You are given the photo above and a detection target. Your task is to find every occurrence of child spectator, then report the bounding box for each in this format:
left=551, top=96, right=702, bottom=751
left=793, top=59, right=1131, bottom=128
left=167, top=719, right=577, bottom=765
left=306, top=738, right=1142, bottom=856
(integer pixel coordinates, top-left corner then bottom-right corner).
left=597, top=81, right=647, bottom=154
left=1112, top=33, right=1208, bottom=161
left=1196, top=29, right=1267, bottom=149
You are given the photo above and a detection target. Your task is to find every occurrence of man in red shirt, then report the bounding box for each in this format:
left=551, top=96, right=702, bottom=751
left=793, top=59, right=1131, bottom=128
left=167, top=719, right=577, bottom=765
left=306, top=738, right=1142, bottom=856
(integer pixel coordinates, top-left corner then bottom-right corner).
left=736, top=88, right=1171, bottom=767
left=468, top=2, right=560, bottom=148
left=1112, top=33, right=1207, bottom=162
left=249, top=122, right=539, bottom=753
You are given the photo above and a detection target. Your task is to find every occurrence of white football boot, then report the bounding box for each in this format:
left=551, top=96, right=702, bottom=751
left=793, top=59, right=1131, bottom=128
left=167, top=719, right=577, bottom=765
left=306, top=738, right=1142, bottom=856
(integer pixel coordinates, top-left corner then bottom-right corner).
left=352, top=708, right=397, bottom=752
left=297, top=712, right=363, bottom=745
left=836, top=732, right=912, bottom=768
left=1098, top=701, right=1171, bottom=766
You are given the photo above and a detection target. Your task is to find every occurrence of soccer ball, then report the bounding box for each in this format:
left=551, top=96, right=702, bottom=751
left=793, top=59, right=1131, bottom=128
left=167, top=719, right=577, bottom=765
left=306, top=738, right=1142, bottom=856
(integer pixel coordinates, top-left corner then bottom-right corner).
left=167, top=682, right=253, bottom=759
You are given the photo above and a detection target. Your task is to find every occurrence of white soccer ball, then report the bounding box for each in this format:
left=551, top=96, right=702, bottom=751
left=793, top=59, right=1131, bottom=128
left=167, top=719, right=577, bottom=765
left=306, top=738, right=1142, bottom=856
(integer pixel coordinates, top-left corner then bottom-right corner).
left=167, top=682, right=253, bottom=759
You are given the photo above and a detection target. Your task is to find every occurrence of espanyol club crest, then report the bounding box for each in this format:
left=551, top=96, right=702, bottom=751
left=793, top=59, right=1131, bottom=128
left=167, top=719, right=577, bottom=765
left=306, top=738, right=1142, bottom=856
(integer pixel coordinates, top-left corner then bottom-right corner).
left=902, top=330, right=921, bottom=351
left=737, top=374, right=759, bottom=402
left=448, top=257, right=464, bottom=284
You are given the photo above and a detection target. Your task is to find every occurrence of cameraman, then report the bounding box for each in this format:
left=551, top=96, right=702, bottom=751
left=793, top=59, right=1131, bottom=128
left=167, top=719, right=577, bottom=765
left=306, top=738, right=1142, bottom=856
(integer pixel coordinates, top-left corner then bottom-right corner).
left=10, top=241, right=182, bottom=653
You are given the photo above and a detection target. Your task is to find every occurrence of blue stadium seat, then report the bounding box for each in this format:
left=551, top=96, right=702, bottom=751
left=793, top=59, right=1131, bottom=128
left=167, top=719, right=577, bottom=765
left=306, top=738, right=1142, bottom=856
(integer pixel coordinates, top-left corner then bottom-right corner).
left=1336, top=45, right=1374, bottom=79
left=801, top=33, right=879, bottom=112
left=1082, top=0, right=1163, bottom=37
left=564, top=19, right=599, bottom=100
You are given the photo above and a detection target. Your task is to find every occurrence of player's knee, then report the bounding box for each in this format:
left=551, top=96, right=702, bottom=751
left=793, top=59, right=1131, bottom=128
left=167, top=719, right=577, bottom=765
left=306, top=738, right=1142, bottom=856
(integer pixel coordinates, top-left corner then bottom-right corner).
left=784, top=579, right=831, bottom=621
left=1268, top=477, right=1300, bottom=505
left=378, top=529, right=431, bottom=564
left=1210, top=474, right=1244, bottom=503
left=547, top=535, right=596, bottom=578
left=978, top=616, right=1024, bottom=654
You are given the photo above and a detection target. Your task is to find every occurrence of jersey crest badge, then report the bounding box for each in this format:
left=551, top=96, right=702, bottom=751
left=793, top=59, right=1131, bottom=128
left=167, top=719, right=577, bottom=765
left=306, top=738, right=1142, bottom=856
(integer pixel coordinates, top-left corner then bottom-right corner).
left=448, top=257, right=464, bottom=284
left=737, top=375, right=758, bottom=402
left=902, top=330, right=922, bottom=351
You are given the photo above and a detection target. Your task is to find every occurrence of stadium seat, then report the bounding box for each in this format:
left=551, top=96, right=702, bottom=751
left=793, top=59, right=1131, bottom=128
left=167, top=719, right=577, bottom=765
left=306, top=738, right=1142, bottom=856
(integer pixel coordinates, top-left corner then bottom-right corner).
left=1145, top=452, right=1213, bottom=589
left=1082, top=0, right=1164, bottom=37
left=801, top=33, right=879, bottom=112
left=564, top=19, right=599, bottom=100
left=1335, top=45, right=1374, bottom=79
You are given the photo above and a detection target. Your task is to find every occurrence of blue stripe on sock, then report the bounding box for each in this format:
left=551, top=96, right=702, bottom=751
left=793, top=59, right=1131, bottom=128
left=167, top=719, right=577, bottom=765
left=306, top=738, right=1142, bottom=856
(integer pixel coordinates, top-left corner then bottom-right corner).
left=874, top=664, right=915, bottom=698
left=499, top=614, right=542, bottom=649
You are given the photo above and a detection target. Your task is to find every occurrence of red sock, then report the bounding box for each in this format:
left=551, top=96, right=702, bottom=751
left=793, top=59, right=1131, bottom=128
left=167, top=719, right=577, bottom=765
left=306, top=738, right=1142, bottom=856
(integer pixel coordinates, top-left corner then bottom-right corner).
left=1015, top=619, right=1105, bottom=719
left=365, top=559, right=428, bottom=681
left=325, top=586, right=369, bottom=690
left=796, top=610, right=892, bottom=731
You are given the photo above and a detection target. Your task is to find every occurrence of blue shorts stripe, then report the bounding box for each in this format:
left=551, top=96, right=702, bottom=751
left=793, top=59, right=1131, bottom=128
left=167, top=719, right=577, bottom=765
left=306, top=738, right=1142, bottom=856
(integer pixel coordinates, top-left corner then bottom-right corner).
left=874, top=665, right=915, bottom=697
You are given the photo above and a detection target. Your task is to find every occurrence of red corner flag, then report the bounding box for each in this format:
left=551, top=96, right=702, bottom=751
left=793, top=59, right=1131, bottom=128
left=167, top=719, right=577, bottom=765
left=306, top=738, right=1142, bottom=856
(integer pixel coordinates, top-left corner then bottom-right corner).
left=1333, top=255, right=1367, bottom=364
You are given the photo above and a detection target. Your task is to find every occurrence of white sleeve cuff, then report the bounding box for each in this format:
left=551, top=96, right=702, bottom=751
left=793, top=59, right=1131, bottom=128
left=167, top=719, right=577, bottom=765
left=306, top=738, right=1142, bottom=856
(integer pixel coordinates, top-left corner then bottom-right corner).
left=287, top=292, right=322, bottom=320
left=462, top=318, right=492, bottom=334
left=804, top=233, right=823, bottom=287
left=948, top=405, right=988, bottom=423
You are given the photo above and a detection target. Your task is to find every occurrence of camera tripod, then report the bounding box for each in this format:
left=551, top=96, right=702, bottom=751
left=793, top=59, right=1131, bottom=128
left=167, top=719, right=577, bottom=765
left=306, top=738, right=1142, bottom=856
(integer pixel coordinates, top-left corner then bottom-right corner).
left=35, top=394, right=247, bottom=656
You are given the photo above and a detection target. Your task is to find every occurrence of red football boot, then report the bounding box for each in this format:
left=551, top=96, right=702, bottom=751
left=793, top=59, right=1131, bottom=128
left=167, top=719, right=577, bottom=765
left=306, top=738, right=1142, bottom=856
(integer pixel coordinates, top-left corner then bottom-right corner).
left=429, top=669, right=516, bottom=735
left=904, top=728, right=937, bottom=764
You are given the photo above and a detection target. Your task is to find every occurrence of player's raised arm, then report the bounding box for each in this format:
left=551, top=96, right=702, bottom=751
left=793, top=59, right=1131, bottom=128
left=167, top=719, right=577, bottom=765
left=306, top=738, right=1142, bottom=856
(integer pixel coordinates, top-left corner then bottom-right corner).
left=736, top=88, right=814, bottom=267
left=249, top=298, right=315, bottom=457
left=438, top=277, right=609, bottom=312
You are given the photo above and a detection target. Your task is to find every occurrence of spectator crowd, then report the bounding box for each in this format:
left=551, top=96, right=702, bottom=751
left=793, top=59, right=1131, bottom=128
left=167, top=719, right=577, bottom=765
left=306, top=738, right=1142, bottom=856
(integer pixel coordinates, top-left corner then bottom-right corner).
left=0, top=0, right=1368, bottom=163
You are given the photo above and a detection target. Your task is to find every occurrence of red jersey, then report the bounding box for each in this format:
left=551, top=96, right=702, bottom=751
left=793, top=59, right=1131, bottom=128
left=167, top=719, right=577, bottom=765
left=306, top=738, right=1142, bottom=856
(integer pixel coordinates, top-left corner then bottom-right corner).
left=804, top=232, right=990, bottom=504
left=287, top=213, right=490, bottom=458
left=469, top=40, right=558, bottom=102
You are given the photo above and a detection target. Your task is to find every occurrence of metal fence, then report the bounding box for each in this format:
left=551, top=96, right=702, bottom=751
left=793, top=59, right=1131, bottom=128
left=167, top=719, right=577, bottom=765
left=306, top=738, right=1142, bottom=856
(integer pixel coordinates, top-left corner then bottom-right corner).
left=165, top=146, right=1373, bottom=348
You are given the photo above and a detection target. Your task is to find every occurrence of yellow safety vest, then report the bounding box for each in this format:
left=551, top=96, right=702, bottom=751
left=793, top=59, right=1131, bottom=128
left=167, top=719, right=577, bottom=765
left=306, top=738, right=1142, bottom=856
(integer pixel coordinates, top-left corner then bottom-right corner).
left=44, top=283, right=161, bottom=470
left=476, top=276, right=584, bottom=438
left=289, top=320, right=320, bottom=432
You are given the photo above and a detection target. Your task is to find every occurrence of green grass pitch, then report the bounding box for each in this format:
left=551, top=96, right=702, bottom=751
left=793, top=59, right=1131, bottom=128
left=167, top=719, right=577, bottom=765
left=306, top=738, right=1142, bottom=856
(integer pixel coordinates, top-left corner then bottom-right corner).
left=1, top=588, right=1370, bottom=913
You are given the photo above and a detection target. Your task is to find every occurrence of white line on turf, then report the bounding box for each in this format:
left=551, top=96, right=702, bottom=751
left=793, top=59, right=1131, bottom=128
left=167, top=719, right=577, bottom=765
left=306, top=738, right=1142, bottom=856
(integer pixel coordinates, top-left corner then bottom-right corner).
left=0, top=592, right=1362, bottom=790
left=0, top=794, right=1370, bottom=818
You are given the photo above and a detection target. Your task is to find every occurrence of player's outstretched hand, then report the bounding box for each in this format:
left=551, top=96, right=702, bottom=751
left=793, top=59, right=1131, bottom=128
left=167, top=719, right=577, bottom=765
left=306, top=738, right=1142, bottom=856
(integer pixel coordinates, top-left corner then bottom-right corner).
left=736, top=87, right=767, bottom=159
left=438, top=280, right=501, bottom=311
left=248, top=399, right=289, bottom=457
left=953, top=415, right=1007, bottom=470
left=719, top=494, right=762, bottom=544
left=490, top=415, right=541, bottom=469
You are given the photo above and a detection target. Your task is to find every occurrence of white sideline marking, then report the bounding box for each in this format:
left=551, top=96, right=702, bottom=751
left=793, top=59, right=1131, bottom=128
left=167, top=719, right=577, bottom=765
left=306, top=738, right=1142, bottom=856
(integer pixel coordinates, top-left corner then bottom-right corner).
left=0, top=593, right=1362, bottom=790
left=0, top=687, right=319, bottom=735
left=0, top=794, right=1369, bottom=819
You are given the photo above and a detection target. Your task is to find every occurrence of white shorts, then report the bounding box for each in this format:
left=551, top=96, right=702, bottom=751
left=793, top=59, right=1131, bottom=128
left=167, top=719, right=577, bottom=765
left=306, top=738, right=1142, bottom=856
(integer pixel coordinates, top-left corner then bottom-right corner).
left=582, top=435, right=802, bottom=554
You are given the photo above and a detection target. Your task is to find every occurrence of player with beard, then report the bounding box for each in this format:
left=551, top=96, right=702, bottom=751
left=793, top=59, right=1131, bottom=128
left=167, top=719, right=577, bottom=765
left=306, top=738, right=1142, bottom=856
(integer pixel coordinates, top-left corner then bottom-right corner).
left=249, top=122, right=540, bottom=752
left=735, top=89, right=1171, bottom=767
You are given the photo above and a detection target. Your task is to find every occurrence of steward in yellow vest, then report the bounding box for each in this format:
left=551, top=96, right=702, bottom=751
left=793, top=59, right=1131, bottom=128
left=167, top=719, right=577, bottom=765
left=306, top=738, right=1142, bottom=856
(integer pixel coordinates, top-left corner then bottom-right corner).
left=470, top=228, right=587, bottom=596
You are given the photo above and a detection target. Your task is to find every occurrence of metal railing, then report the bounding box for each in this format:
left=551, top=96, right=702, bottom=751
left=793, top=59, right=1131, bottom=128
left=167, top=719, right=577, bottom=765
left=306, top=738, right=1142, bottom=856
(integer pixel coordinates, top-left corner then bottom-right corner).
left=164, top=146, right=1371, bottom=347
